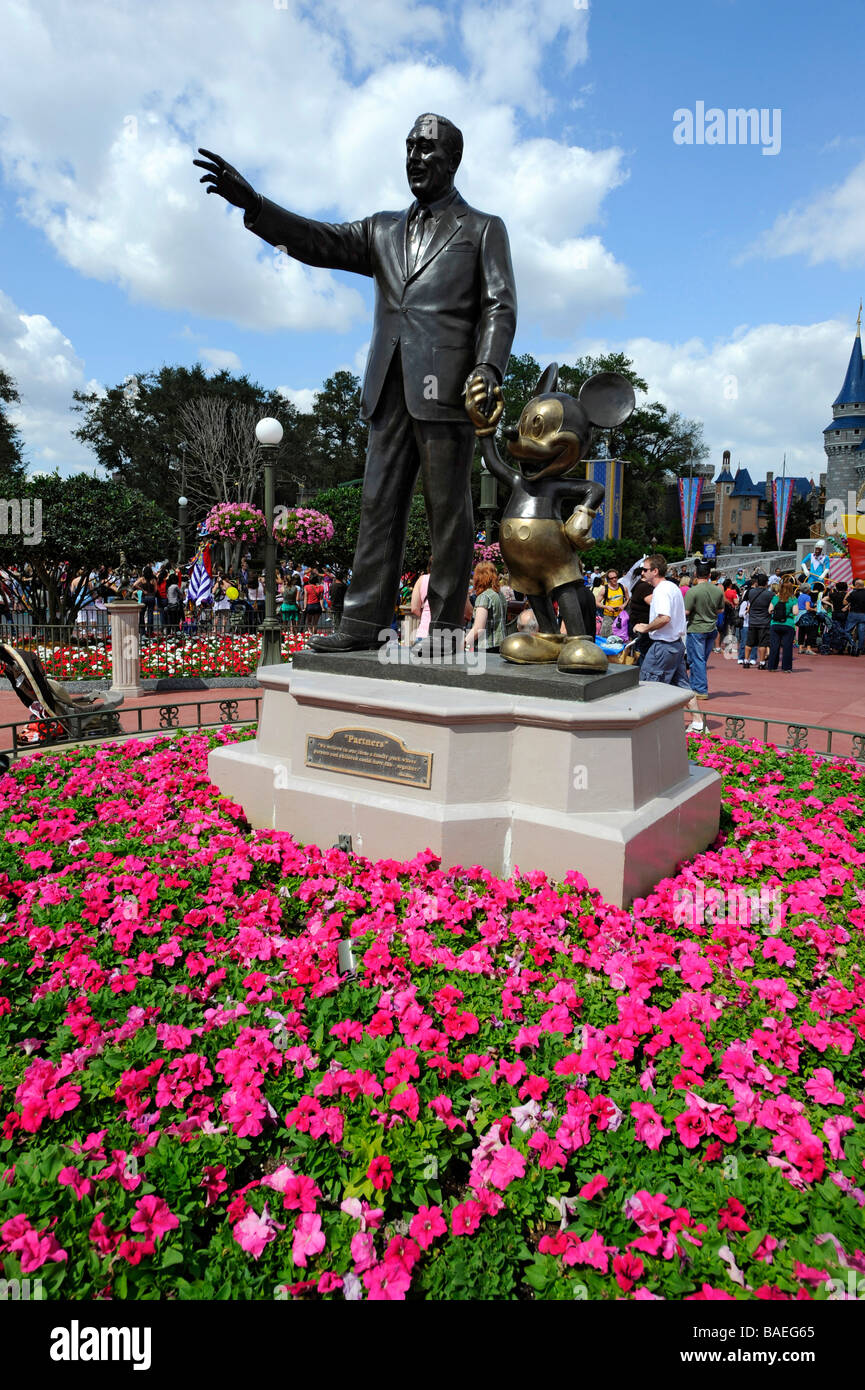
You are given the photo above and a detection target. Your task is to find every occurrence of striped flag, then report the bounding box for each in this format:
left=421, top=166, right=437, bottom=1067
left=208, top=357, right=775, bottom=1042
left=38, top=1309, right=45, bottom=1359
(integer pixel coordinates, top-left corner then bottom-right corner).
left=188, top=543, right=213, bottom=607
left=678, top=475, right=703, bottom=553
left=772, top=476, right=795, bottom=549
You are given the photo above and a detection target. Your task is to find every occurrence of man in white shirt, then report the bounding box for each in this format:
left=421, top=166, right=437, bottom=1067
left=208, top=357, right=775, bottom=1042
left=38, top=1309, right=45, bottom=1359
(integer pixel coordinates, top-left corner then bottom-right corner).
left=633, top=554, right=699, bottom=722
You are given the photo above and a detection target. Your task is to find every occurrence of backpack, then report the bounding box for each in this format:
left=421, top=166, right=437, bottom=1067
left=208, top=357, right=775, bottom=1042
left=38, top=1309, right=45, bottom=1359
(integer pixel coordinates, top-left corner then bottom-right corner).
left=773, top=599, right=789, bottom=623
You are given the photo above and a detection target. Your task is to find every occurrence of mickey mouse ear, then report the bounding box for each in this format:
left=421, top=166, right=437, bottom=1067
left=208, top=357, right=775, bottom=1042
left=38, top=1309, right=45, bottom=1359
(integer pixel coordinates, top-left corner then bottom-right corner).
left=534, top=363, right=559, bottom=396
left=578, top=372, right=636, bottom=428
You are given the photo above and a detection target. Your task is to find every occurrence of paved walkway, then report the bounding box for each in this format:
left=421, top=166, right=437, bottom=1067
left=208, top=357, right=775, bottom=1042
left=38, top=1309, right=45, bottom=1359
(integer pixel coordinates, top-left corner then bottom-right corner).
left=0, top=650, right=862, bottom=761
left=699, top=647, right=865, bottom=758
left=0, top=685, right=261, bottom=754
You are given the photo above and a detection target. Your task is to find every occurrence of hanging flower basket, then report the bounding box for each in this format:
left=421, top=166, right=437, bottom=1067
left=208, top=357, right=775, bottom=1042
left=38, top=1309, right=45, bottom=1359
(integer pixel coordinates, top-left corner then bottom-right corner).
left=273, top=507, right=334, bottom=550
left=203, top=502, right=267, bottom=545
left=473, top=541, right=502, bottom=566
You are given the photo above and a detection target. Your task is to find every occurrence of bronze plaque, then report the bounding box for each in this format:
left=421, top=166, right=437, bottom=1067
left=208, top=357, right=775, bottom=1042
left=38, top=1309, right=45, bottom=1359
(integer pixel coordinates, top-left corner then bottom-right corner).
left=305, top=727, right=433, bottom=789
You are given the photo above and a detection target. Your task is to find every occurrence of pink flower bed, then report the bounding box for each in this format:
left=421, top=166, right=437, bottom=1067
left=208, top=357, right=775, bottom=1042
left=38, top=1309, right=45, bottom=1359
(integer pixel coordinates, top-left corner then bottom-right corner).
left=0, top=729, right=863, bottom=1300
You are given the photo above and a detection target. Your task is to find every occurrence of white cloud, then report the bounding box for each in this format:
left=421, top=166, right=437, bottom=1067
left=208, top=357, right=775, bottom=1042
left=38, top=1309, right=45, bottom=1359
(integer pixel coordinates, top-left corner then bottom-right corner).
left=559, top=318, right=854, bottom=482
left=0, top=288, right=100, bottom=475
left=277, top=386, right=316, bottom=413
left=459, top=0, right=589, bottom=114
left=199, top=347, right=242, bottom=373
left=745, top=158, right=865, bottom=268
left=0, top=0, right=630, bottom=339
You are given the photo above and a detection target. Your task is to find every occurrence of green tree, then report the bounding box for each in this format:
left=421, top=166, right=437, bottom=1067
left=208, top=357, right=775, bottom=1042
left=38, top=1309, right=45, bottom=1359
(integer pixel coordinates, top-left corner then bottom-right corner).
left=72, top=365, right=314, bottom=514
left=0, top=370, right=27, bottom=487
left=310, top=370, right=367, bottom=489
left=308, top=482, right=430, bottom=578
left=0, top=473, right=175, bottom=622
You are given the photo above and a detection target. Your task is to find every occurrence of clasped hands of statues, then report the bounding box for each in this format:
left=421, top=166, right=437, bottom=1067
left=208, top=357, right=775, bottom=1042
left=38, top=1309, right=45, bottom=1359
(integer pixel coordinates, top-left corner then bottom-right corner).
left=194, top=147, right=500, bottom=419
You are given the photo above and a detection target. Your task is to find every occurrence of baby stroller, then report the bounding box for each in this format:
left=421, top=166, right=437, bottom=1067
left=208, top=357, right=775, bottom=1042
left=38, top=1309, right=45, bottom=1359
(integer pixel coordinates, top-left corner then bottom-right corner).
left=229, top=598, right=252, bottom=632
left=819, top=618, right=859, bottom=656
left=0, top=640, right=123, bottom=762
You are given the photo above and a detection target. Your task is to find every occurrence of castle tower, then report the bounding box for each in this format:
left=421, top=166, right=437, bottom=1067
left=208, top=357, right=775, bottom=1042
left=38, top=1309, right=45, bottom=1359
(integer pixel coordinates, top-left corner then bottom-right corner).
left=714, top=449, right=735, bottom=543
left=824, top=305, right=865, bottom=516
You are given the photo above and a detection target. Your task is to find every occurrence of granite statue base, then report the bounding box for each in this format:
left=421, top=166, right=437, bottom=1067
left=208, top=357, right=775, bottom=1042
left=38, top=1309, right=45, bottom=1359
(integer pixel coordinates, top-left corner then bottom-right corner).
left=208, top=654, right=721, bottom=907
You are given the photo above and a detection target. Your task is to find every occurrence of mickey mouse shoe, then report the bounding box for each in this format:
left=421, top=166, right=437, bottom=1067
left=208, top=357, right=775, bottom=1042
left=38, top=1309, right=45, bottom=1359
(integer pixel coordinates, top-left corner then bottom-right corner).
left=556, top=637, right=609, bottom=673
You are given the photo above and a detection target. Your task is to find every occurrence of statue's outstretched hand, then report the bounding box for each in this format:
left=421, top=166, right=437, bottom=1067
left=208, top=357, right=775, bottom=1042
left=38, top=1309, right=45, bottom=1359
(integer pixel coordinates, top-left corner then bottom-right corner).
left=194, top=148, right=260, bottom=218
left=465, top=377, right=503, bottom=437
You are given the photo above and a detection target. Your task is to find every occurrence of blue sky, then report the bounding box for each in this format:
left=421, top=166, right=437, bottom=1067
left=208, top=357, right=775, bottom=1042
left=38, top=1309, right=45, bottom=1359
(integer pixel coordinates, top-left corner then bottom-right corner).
left=1, top=0, right=863, bottom=483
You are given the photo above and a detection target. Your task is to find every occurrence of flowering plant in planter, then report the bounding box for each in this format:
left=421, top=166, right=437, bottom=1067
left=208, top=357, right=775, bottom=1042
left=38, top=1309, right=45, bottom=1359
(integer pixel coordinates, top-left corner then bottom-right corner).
left=1, top=730, right=865, bottom=1302
left=273, top=508, right=334, bottom=550
left=474, top=541, right=502, bottom=566
left=203, top=503, right=267, bottom=546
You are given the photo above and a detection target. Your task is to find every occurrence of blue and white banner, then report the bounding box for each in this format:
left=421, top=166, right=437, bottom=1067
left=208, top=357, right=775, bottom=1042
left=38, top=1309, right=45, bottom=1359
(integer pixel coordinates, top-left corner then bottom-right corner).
left=678, top=476, right=704, bottom=553
left=772, top=476, right=795, bottom=549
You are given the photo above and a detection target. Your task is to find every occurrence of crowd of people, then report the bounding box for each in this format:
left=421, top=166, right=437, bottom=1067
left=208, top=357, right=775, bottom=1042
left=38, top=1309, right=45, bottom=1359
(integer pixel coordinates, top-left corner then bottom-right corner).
left=577, top=555, right=865, bottom=735
left=0, top=560, right=349, bottom=639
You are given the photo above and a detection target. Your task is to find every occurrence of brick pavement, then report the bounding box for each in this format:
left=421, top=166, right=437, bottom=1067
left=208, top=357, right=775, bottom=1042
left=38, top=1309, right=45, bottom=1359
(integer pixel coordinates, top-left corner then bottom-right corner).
left=0, top=648, right=862, bottom=761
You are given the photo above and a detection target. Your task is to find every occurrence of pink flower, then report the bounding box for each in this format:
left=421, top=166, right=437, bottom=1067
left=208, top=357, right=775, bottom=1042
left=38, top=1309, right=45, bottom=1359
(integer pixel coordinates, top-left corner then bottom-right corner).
left=631, top=1102, right=670, bottom=1151
left=201, top=1165, right=228, bottom=1206
left=363, top=1260, right=411, bottom=1300
left=292, top=1212, right=326, bottom=1268
left=675, top=1109, right=709, bottom=1149
left=579, top=1173, right=609, bottom=1200
left=234, top=1207, right=277, bottom=1259
left=57, top=1166, right=92, bottom=1200
left=823, top=1116, right=855, bottom=1161
left=563, top=1229, right=610, bottom=1273
left=450, top=1199, right=482, bottom=1235
left=130, top=1194, right=179, bottom=1242
left=613, top=1252, right=645, bottom=1291
left=409, top=1204, right=447, bottom=1250
left=753, top=1234, right=779, bottom=1263
left=487, top=1144, right=526, bottom=1190
left=367, top=1156, right=393, bottom=1191
left=805, top=1068, right=845, bottom=1106
left=717, top=1198, right=749, bottom=1233
left=350, top=1230, right=376, bottom=1272
left=16, top=1228, right=68, bottom=1273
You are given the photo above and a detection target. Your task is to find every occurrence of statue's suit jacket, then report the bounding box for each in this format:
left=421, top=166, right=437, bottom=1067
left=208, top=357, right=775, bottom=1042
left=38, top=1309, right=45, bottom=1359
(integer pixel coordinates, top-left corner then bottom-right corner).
left=246, top=192, right=517, bottom=421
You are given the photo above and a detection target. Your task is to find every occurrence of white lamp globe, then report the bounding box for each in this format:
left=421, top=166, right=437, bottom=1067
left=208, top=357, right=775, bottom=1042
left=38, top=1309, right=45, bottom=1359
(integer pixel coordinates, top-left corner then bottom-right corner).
left=256, top=417, right=284, bottom=446
left=178, top=495, right=188, bottom=508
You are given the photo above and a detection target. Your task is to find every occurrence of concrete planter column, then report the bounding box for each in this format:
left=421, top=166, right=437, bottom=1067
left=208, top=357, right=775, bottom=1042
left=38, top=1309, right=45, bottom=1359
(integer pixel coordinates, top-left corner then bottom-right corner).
left=108, top=601, right=144, bottom=698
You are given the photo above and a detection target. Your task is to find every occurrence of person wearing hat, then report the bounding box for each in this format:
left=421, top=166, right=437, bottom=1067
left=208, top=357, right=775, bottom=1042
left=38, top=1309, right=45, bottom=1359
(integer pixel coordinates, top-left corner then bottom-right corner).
left=800, top=539, right=830, bottom=588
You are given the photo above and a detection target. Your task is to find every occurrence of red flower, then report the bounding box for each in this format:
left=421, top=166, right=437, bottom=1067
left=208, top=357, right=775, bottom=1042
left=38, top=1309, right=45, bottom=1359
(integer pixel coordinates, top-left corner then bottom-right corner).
left=367, top=1156, right=393, bottom=1191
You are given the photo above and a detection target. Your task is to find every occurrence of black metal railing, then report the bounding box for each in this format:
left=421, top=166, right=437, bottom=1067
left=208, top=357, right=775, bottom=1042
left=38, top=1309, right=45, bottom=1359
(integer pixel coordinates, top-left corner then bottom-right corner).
left=696, top=709, right=865, bottom=762
left=0, top=695, right=263, bottom=761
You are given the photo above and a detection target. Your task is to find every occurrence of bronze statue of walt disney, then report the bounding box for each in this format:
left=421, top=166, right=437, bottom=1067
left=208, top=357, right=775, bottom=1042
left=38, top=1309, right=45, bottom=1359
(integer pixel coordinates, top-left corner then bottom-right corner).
left=465, top=364, right=635, bottom=673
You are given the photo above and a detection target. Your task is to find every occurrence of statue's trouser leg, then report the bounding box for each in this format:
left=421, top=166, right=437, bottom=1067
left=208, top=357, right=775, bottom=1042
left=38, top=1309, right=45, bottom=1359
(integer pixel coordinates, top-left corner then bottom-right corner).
left=418, top=420, right=474, bottom=635
left=338, top=359, right=420, bottom=642
left=551, top=583, right=594, bottom=637
left=338, top=357, right=474, bottom=642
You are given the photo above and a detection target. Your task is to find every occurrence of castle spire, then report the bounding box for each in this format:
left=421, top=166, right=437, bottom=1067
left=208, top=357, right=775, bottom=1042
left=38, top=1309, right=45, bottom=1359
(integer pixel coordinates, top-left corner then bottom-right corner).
left=834, top=307, right=865, bottom=406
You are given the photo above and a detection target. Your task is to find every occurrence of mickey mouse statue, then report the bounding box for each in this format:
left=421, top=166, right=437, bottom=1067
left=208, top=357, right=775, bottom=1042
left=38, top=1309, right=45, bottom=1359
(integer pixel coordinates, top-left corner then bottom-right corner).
left=465, top=363, right=636, bottom=672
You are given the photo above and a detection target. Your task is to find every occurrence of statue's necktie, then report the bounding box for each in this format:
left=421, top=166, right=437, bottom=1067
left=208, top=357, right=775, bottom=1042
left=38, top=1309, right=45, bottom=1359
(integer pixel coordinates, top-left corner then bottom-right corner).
left=407, top=205, right=430, bottom=273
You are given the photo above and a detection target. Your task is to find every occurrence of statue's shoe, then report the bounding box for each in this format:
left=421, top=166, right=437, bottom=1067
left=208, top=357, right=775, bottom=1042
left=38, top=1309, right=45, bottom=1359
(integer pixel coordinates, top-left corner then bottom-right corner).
left=500, top=632, right=566, bottom=664
left=557, top=637, right=609, bottom=673
left=308, top=632, right=380, bottom=653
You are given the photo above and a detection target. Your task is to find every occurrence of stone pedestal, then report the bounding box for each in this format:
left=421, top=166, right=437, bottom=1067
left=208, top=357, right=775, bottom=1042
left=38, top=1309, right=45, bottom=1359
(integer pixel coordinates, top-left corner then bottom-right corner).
left=108, top=601, right=144, bottom=698
left=208, top=653, right=721, bottom=907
